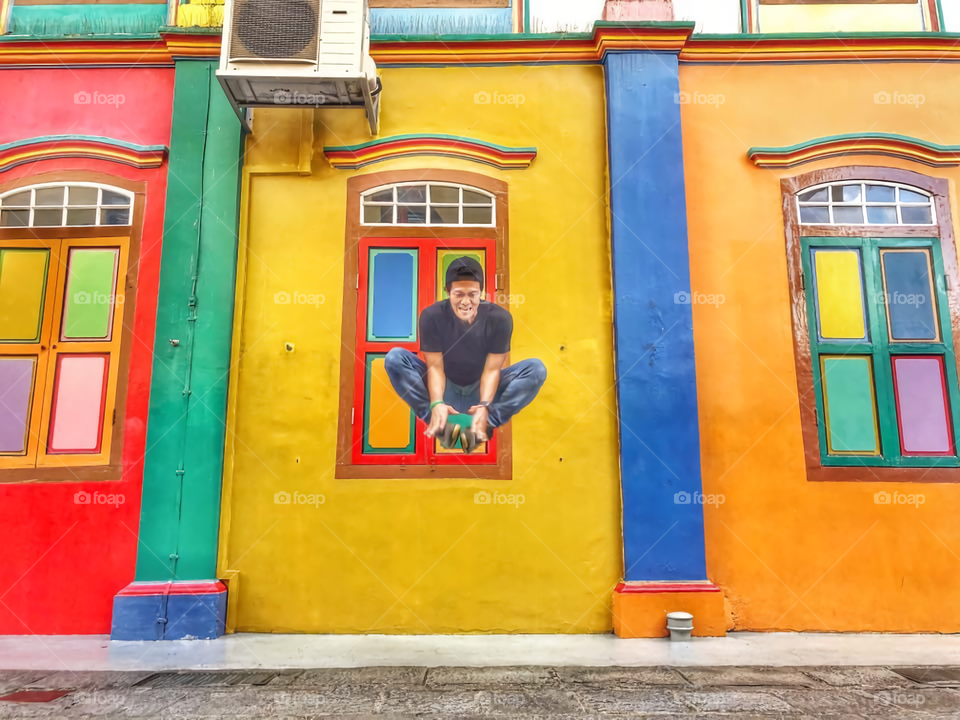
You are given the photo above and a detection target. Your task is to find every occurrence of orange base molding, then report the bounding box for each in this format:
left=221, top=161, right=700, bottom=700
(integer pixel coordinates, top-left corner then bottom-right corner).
left=612, top=581, right=726, bottom=638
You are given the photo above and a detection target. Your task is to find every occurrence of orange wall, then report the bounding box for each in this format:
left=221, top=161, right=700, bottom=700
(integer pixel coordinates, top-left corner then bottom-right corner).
left=679, top=60, right=960, bottom=632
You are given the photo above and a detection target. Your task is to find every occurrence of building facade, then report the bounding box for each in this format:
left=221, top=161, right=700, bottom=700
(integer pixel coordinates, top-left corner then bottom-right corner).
left=1, top=0, right=959, bottom=639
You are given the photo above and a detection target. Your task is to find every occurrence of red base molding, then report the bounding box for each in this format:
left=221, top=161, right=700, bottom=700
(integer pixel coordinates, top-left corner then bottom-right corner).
left=613, top=581, right=727, bottom=638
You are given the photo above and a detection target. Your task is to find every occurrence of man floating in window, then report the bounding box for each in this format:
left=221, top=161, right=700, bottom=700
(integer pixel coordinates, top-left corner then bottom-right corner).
left=385, top=257, right=546, bottom=453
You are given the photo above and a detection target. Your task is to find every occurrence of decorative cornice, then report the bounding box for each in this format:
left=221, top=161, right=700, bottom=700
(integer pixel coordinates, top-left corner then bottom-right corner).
left=160, top=28, right=222, bottom=60
left=324, top=134, right=537, bottom=170
left=0, top=36, right=171, bottom=68
left=680, top=32, right=960, bottom=64
left=748, top=133, right=960, bottom=169
left=0, top=135, right=167, bottom=173
left=3, top=27, right=960, bottom=69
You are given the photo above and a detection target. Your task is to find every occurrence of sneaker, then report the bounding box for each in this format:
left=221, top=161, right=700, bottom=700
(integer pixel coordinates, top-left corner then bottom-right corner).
left=439, top=422, right=461, bottom=450
left=460, top=428, right=487, bottom=454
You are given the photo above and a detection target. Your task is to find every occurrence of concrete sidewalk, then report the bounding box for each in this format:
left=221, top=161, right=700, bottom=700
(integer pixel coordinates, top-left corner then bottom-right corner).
left=0, top=665, right=956, bottom=718
left=1, top=632, right=960, bottom=672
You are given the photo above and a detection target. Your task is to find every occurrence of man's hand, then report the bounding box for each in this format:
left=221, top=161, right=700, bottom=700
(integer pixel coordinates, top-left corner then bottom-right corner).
left=468, top=405, right=489, bottom=442
left=425, top=403, right=457, bottom=438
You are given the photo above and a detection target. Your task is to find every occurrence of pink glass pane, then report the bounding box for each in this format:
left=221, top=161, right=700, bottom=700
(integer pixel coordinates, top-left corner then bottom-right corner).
left=892, top=356, right=953, bottom=455
left=48, top=355, right=107, bottom=453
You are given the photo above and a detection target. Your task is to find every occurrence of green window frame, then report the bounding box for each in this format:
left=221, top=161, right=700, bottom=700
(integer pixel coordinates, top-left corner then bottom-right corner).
left=802, top=235, right=960, bottom=468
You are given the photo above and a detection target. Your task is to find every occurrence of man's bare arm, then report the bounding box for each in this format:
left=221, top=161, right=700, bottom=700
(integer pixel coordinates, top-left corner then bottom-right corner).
left=470, top=353, right=507, bottom=441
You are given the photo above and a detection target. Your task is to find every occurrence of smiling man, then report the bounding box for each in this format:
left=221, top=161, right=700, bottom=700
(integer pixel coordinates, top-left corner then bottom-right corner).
left=385, top=257, right=547, bottom=453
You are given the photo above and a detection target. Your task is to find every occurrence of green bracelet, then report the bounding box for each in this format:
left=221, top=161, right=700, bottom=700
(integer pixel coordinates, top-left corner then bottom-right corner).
left=430, top=400, right=444, bottom=410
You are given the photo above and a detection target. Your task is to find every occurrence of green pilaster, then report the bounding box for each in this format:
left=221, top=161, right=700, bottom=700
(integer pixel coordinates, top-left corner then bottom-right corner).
left=135, top=60, right=243, bottom=582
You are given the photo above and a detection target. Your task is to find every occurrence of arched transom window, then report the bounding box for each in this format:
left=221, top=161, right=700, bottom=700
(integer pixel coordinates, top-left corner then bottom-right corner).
left=0, top=183, right=134, bottom=228
left=361, top=183, right=495, bottom=226
left=797, top=181, right=935, bottom=226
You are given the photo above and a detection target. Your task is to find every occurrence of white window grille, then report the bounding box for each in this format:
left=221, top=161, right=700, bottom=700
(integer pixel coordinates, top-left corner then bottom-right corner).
left=0, top=183, right=134, bottom=228
left=797, top=182, right=935, bottom=226
left=361, top=183, right=495, bottom=227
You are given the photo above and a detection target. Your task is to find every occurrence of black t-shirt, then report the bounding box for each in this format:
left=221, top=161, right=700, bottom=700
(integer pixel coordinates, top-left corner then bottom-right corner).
left=420, top=301, right=512, bottom=386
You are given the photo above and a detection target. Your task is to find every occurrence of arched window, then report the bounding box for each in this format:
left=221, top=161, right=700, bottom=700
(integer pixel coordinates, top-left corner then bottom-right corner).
left=361, top=183, right=496, bottom=226
left=797, top=181, right=935, bottom=226
left=0, top=183, right=134, bottom=228
left=339, top=170, right=510, bottom=479
left=0, top=175, right=141, bottom=480
left=782, top=167, right=960, bottom=483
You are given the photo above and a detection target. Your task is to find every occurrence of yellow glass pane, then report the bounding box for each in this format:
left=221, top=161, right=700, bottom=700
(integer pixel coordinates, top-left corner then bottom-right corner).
left=759, top=5, right=923, bottom=33
left=367, top=357, right=411, bottom=449
left=815, top=250, right=865, bottom=340
left=0, top=249, right=50, bottom=343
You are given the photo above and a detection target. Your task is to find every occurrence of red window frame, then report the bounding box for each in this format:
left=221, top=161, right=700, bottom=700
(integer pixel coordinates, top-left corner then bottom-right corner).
left=352, top=236, right=499, bottom=468
left=336, top=169, right=511, bottom=480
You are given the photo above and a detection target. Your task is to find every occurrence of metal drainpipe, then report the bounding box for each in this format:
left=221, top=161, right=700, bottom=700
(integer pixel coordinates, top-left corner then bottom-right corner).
left=169, top=63, right=213, bottom=580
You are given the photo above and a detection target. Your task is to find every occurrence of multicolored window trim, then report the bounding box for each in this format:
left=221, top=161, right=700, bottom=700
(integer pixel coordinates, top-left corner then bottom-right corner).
left=0, top=171, right=142, bottom=483
left=783, top=166, right=960, bottom=483
left=336, top=169, right=512, bottom=480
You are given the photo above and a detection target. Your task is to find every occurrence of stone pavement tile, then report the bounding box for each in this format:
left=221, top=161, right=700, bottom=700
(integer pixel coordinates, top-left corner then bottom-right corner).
left=0, top=697, right=67, bottom=719
left=160, top=687, right=373, bottom=717
left=555, top=666, right=687, bottom=686
left=853, top=687, right=960, bottom=716
left=770, top=688, right=916, bottom=717
left=891, top=667, right=960, bottom=686
left=0, top=672, right=54, bottom=694
left=269, top=667, right=427, bottom=688
left=802, top=667, right=919, bottom=689
left=380, top=686, right=580, bottom=716
left=62, top=688, right=189, bottom=717
left=25, top=671, right=154, bottom=690
left=567, top=686, right=691, bottom=715
left=676, top=688, right=797, bottom=714
left=678, top=666, right=820, bottom=687
left=425, top=666, right=555, bottom=687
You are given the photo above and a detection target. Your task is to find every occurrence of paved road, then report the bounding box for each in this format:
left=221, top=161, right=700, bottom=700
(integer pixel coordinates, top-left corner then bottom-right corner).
left=0, top=665, right=956, bottom=717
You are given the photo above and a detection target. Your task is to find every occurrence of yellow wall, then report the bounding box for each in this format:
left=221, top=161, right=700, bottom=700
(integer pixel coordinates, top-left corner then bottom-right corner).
left=219, top=64, right=623, bottom=633
left=679, top=60, right=960, bottom=632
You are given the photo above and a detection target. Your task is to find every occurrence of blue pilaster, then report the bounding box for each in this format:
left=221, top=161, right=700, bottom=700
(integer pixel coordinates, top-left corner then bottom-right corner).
left=604, top=50, right=707, bottom=582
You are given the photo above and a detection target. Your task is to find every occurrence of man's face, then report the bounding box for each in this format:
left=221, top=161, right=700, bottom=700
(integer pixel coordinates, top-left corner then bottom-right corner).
left=448, top=280, right=482, bottom=323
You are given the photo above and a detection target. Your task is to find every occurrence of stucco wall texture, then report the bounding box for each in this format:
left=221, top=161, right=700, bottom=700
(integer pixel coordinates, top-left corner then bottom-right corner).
left=218, top=64, right=624, bottom=633
left=680, top=60, right=960, bottom=632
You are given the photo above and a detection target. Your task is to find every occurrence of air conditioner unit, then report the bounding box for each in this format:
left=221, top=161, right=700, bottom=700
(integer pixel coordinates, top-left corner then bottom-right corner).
left=217, top=0, right=381, bottom=134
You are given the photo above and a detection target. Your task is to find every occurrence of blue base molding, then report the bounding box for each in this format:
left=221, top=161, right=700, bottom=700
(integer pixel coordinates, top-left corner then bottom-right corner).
left=111, top=581, right=227, bottom=641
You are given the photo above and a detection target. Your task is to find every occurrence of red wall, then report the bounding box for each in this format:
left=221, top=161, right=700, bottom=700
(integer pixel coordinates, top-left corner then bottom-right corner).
left=0, top=67, right=174, bottom=634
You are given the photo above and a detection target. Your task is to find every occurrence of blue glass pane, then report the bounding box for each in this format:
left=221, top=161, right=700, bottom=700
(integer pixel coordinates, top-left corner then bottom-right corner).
left=369, top=250, right=417, bottom=341
left=882, top=250, right=938, bottom=341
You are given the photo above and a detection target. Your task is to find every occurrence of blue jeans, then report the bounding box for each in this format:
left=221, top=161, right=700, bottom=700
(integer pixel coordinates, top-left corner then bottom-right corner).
left=384, top=348, right=546, bottom=429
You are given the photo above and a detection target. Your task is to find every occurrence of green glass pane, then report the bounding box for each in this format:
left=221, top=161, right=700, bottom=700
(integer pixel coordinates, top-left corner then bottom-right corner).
left=62, top=249, right=118, bottom=340
left=822, top=356, right=879, bottom=455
